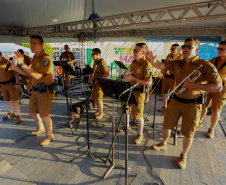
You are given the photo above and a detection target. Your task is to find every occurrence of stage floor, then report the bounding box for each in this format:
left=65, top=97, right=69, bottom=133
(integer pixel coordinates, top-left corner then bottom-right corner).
left=0, top=85, right=226, bottom=185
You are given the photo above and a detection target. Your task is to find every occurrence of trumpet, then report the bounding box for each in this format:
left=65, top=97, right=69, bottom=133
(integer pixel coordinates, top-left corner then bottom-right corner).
left=164, top=64, right=203, bottom=100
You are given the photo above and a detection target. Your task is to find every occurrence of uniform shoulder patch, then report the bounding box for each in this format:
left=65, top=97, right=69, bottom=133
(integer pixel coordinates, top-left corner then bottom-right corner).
left=147, top=69, right=151, bottom=75
left=102, top=63, right=107, bottom=68
left=212, top=66, right=218, bottom=73
left=209, top=63, right=218, bottom=73
left=43, top=59, right=49, bottom=66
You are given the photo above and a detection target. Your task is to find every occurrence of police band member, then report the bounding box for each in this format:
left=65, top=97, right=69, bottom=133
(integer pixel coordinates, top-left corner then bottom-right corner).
left=59, top=44, right=75, bottom=67
left=119, top=43, right=153, bottom=144
left=17, top=49, right=32, bottom=96
left=59, top=44, right=75, bottom=89
left=158, top=44, right=183, bottom=112
left=199, top=40, right=226, bottom=138
left=0, top=52, right=22, bottom=123
left=9, top=35, right=54, bottom=146
left=146, top=38, right=222, bottom=169
left=89, top=48, right=109, bottom=119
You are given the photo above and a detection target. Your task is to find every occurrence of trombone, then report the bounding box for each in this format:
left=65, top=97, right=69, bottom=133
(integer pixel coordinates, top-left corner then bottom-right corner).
left=164, top=64, right=203, bottom=100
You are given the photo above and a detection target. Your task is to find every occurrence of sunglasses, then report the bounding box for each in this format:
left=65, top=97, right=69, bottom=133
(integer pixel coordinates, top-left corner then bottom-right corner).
left=133, top=49, right=140, bottom=53
left=217, top=48, right=225, bottom=51
left=170, top=48, right=176, bottom=50
left=181, top=45, right=194, bottom=50
left=91, top=53, right=97, bottom=56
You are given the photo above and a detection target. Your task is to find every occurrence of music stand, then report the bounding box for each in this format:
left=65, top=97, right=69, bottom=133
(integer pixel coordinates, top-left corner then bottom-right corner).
left=69, top=75, right=105, bottom=164
left=114, top=60, right=128, bottom=70
left=54, top=61, right=77, bottom=76
left=97, top=78, right=137, bottom=185
left=54, top=61, right=76, bottom=135
left=114, top=60, right=128, bottom=80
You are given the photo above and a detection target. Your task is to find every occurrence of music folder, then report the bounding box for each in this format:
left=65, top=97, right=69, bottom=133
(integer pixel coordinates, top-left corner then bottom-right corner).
left=114, top=60, right=128, bottom=70
left=53, top=61, right=77, bottom=76
left=97, top=78, right=138, bottom=106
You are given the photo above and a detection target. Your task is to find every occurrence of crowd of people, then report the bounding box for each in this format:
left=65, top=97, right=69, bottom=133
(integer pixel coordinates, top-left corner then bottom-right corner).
left=0, top=35, right=225, bottom=170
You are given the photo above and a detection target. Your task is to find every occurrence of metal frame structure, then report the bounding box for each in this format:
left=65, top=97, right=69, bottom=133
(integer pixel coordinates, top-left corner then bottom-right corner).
left=76, top=28, right=226, bottom=38
left=0, top=27, right=21, bottom=35
left=0, top=0, right=226, bottom=39
left=22, top=1, right=226, bottom=36
left=78, top=41, right=86, bottom=67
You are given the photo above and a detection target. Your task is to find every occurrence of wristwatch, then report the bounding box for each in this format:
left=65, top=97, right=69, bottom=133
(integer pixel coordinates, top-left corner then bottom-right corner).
left=16, top=83, right=20, bottom=85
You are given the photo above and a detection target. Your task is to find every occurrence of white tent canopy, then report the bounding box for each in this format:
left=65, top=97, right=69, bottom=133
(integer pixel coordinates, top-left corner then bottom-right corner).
left=0, top=43, right=32, bottom=57
left=0, top=0, right=225, bottom=43
left=0, top=0, right=85, bottom=28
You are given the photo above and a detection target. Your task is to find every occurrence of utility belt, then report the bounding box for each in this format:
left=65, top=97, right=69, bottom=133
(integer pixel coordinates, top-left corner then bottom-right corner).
left=165, top=74, right=174, bottom=79
left=32, top=83, right=57, bottom=94
left=173, top=94, right=206, bottom=104
left=0, top=77, right=16, bottom=84
left=133, top=85, right=148, bottom=94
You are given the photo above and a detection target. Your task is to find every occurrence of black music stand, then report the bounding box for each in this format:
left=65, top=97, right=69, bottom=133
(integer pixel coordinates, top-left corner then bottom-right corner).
left=68, top=75, right=105, bottom=163
left=114, top=60, right=128, bottom=80
left=54, top=61, right=76, bottom=135
left=97, top=78, right=137, bottom=185
left=54, top=61, right=77, bottom=76
left=114, top=60, right=128, bottom=70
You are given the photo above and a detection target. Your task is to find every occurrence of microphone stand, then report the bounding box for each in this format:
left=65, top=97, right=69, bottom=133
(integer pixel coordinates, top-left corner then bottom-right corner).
left=104, top=85, right=135, bottom=185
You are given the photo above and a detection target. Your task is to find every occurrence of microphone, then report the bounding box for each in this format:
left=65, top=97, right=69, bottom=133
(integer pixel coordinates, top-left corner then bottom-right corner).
left=121, top=82, right=139, bottom=95
left=5, top=57, right=13, bottom=72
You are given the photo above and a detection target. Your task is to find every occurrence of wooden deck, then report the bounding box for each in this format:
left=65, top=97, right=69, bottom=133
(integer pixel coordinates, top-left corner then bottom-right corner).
left=0, top=86, right=226, bottom=185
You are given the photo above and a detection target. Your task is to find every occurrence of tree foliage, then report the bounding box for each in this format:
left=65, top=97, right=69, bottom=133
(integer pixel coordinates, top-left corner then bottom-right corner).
left=43, top=43, right=54, bottom=55
left=16, top=43, right=54, bottom=55
left=16, top=43, right=30, bottom=48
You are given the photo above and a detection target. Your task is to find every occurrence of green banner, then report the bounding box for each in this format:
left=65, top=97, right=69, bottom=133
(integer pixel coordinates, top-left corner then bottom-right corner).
left=86, top=48, right=93, bottom=65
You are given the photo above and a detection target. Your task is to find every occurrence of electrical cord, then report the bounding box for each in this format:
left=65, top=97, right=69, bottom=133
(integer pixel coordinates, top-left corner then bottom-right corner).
left=116, top=99, right=122, bottom=185
left=143, top=80, right=165, bottom=184
left=142, top=127, right=165, bottom=185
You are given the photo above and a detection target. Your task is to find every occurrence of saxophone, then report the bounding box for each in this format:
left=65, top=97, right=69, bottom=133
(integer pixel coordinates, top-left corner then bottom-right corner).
left=88, top=64, right=98, bottom=90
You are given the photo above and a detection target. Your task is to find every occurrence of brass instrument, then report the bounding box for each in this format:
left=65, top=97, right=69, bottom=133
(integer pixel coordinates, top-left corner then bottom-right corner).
left=122, top=64, right=133, bottom=81
left=164, top=64, right=203, bottom=100
left=168, top=47, right=182, bottom=62
left=88, top=64, right=98, bottom=90
left=149, top=48, right=182, bottom=94
left=164, top=47, right=182, bottom=74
